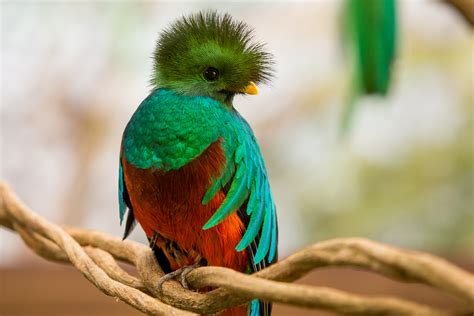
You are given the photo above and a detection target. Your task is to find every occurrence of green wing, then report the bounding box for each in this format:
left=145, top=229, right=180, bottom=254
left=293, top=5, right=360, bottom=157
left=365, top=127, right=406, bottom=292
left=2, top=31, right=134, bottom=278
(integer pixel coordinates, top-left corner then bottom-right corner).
left=122, top=89, right=277, bottom=265
left=202, top=111, right=277, bottom=265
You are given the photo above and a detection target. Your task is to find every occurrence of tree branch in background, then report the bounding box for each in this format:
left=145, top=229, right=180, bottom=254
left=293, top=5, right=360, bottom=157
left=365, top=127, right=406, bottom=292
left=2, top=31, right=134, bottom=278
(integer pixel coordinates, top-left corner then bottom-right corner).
left=444, top=0, right=474, bottom=25
left=0, top=181, right=473, bottom=315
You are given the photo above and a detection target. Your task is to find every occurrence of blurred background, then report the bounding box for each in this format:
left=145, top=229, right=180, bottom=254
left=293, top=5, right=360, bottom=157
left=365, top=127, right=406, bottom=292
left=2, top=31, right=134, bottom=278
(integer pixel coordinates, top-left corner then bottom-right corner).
left=1, top=1, right=472, bottom=315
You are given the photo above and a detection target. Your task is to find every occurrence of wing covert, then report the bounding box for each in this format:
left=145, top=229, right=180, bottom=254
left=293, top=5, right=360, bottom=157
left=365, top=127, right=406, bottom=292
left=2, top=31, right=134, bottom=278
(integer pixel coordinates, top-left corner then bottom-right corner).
left=202, top=112, right=278, bottom=265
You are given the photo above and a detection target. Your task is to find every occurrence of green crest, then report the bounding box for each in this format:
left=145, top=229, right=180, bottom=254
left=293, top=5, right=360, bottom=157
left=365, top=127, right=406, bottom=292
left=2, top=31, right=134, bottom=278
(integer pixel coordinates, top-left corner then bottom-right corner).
left=152, top=11, right=273, bottom=104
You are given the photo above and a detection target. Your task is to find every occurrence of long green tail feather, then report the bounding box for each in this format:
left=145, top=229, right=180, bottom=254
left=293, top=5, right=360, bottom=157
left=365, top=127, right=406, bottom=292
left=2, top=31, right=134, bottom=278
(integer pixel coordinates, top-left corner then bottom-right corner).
left=341, top=0, right=397, bottom=132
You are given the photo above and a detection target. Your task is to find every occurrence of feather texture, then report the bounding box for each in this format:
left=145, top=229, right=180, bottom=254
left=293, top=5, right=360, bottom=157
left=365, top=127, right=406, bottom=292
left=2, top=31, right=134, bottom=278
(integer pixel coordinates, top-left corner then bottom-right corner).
left=121, top=89, right=277, bottom=266
left=119, top=11, right=277, bottom=316
left=202, top=112, right=277, bottom=264
left=345, top=0, right=397, bottom=95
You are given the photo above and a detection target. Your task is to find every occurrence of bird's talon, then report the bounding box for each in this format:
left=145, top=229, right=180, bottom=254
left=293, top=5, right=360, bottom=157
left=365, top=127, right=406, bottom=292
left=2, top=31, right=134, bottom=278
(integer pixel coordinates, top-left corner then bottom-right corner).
left=157, top=257, right=206, bottom=291
left=180, top=272, right=190, bottom=290
left=157, top=269, right=181, bottom=292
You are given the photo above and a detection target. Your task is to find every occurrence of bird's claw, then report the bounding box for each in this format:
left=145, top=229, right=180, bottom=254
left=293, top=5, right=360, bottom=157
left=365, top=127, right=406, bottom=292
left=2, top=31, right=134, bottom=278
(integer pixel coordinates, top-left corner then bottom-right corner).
left=157, top=257, right=206, bottom=292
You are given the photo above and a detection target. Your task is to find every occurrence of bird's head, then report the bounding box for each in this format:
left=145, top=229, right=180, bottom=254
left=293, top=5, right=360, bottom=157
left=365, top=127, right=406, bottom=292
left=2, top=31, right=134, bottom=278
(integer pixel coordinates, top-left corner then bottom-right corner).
left=151, top=11, right=273, bottom=105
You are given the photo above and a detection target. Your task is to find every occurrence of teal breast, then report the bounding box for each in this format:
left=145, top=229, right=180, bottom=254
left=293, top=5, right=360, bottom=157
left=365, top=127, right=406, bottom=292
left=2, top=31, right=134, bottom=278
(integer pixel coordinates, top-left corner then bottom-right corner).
left=123, top=89, right=229, bottom=171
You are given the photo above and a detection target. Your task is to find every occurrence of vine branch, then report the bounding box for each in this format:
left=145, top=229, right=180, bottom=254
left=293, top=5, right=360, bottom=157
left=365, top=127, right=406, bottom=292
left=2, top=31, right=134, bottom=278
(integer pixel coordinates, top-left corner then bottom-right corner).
left=0, top=181, right=473, bottom=315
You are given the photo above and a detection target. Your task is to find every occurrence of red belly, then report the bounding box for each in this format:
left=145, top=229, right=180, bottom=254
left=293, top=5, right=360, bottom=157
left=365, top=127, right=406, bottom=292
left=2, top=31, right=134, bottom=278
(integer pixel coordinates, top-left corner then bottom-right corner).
left=122, top=141, right=248, bottom=273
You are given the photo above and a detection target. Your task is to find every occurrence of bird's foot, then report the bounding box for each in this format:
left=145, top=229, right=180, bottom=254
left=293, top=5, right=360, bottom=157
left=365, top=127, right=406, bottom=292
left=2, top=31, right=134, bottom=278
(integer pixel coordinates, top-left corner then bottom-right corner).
left=157, top=257, right=206, bottom=292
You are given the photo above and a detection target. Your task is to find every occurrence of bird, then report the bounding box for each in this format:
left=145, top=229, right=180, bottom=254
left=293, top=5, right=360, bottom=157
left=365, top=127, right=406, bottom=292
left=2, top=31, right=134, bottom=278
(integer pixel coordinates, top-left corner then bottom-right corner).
left=118, top=11, right=278, bottom=316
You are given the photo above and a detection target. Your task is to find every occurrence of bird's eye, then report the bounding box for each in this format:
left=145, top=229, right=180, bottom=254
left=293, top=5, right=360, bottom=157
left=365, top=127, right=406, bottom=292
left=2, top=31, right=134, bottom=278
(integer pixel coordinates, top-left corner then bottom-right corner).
left=203, top=67, right=220, bottom=81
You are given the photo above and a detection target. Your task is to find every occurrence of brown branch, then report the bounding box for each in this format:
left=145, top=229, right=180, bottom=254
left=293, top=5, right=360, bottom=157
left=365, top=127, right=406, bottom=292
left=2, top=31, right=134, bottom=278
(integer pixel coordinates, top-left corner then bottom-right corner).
left=187, top=266, right=441, bottom=315
left=0, top=182, right=195, bottom=316
left=1, top=180, right=473, bottom=315
left=443, top=0, right=474, bottom=26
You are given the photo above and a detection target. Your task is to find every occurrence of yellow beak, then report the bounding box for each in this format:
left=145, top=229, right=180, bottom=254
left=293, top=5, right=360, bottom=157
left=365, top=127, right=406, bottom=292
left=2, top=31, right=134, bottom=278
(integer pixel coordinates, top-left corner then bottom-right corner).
left=240, top=81, right=259, bottom=95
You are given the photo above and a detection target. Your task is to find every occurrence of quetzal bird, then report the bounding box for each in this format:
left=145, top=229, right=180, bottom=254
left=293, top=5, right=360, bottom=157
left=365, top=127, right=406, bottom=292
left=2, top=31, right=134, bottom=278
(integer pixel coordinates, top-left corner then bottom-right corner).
left=118, top=11, right=278, bottom=316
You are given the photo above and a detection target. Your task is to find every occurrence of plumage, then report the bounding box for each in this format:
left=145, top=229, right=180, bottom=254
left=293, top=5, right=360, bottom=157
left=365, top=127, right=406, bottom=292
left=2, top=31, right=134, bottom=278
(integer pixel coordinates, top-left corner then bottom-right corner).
left=119, top=11, right=277, bottom=316
left=345, top=0, right=397, bottom=95
left=341, top=0, right=397, bottom=131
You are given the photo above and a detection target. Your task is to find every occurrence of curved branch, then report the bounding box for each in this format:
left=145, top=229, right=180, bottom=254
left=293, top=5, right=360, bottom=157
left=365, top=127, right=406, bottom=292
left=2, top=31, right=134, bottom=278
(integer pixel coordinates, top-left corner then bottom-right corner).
left=187, top=266, right=443, bottom=315
left=1, top=180, right=473, bottom=315
left=444, top=0, right=474, bottom=26
left=0, top=182, right=195, bottom=316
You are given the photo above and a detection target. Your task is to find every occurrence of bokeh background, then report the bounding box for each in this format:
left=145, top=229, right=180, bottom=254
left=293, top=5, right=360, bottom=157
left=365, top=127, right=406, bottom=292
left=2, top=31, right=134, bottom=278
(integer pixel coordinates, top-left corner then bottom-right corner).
left=1, top=1, right=472, bottom=315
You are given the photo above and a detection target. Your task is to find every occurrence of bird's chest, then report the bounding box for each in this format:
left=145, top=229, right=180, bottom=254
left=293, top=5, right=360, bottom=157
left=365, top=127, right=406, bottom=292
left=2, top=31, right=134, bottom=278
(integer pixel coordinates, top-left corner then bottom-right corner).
left=122, top=91, right=227, bottom=171
left=122, top=140, right=226, bottom=241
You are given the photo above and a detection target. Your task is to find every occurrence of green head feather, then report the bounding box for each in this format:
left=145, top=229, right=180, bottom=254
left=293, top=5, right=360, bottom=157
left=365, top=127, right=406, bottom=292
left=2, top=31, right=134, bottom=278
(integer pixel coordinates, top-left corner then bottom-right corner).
left=152, top=11, right=273, bottom=104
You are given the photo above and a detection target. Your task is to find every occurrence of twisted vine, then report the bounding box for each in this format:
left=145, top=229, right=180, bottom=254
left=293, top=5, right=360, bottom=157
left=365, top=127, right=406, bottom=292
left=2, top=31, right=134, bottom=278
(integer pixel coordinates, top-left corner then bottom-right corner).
left=0, top=181, right=473, bottom=315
